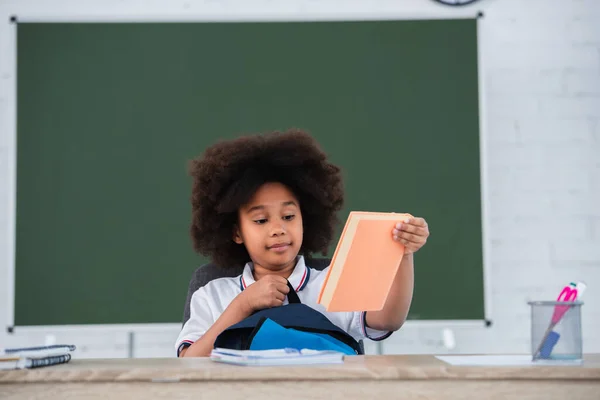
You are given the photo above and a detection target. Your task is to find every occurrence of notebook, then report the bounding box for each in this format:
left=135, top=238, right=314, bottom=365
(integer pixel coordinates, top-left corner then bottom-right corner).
left=317, top=211, right=411, bottom=312
left=210, top=348, right=345, bottom=366
left=0, top=344, right=75, bottom=370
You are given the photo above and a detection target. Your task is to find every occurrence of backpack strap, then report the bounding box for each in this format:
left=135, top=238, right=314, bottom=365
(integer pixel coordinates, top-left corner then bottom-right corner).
left=286, top=280, right=301, bottom=304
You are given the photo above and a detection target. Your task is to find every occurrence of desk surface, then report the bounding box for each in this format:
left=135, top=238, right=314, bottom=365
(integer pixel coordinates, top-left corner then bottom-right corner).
left=2, top=354, right=600, bottom=383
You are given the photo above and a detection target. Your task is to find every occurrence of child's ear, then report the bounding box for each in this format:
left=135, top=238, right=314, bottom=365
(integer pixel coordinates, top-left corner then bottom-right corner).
left=233, top=225, right=243, bottom=244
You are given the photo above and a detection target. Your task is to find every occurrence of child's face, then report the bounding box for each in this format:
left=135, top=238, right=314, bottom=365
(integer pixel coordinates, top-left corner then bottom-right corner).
left=234, top=182, right=303, bottom=271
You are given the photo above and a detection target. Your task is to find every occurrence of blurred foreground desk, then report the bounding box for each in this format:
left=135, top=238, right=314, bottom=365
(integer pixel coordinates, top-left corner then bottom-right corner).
left=1, top=355, right=599, bottom=399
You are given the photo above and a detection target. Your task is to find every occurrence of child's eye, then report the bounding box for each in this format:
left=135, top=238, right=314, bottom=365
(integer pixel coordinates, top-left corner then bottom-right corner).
left=254, top=219, right=268, bottom=225
left=283, top=215, right=295, bottom=221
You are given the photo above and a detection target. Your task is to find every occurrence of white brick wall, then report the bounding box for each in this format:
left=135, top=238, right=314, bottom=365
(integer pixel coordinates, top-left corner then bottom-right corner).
left=461, top=0, right=600, bottom=356
left=0, top=0, right=598, bottom=358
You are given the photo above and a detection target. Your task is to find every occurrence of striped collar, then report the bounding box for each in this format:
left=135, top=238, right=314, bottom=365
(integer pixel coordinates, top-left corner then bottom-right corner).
left=239, top=256, right=311, bottom=292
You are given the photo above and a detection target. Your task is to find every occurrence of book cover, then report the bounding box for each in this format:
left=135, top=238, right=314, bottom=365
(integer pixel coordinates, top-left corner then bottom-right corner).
left=318, top=211, right=411, bottom=312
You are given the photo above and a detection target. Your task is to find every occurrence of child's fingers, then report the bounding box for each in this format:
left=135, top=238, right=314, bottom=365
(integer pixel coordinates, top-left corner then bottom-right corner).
left=408, top=217, right=427, bottom=227
left=394, top=231, right=427, bottom=244
left=394, top=224, right=428, bottom=237
left=392, top=216, right=429, bottom=251
left=274, top=291, right=286, bottom=301
left=276, top=283, right=290, bottom=294
left=393, top=231, right=419, bottom=243
left=396, top=238, right=423, bottom=253
left=392, top=235, right=419, bottom=250
left=396, top=218, right=428, bottom=229
left=391, top=217, right=429, bottom=253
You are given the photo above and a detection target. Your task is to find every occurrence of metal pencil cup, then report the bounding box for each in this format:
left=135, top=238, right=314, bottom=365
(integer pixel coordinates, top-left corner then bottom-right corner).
left=528, top=301, right=583, bottom=363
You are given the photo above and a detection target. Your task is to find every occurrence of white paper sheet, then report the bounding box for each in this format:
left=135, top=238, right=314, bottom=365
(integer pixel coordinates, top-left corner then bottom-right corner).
left=435, top=355, right=583, bottom=366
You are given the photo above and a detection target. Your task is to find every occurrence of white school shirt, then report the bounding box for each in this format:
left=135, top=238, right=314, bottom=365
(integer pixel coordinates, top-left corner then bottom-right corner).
left=175, top=255, right=391, bottom=355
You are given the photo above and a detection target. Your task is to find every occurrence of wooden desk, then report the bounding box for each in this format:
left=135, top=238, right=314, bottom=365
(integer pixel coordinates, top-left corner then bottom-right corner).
left=1, top=355, right=599, bottom=399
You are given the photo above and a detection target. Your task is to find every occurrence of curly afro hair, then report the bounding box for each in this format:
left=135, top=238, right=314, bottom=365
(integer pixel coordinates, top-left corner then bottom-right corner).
left=189, top=128, right=344, bottom=271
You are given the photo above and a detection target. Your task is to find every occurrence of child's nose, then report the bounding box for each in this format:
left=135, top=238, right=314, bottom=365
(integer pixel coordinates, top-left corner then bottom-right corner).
left=270, top=223, right=286, bottom=236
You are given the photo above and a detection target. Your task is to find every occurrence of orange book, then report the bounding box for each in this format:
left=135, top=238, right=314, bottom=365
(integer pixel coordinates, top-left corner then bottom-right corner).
left=317, top=211, right=412, bottom=312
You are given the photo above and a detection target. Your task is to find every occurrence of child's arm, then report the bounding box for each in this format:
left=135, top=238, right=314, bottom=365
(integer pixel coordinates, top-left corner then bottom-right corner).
left=180, top=275, right=290, bottom=357
left=365, top=217, right=429, bottom=332
left=180, top=295, right=252, bottom=357
left=365, top=253, right=414, bottom=331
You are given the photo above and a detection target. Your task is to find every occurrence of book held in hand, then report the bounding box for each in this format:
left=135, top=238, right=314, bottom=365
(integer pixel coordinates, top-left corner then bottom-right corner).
left=210, top=348, right=345, bottom=366
left=318, top=211, right=411, bottom=312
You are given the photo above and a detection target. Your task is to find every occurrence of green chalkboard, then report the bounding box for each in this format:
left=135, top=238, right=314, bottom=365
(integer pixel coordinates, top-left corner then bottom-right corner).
left=15, top=19, right=485, bottom=326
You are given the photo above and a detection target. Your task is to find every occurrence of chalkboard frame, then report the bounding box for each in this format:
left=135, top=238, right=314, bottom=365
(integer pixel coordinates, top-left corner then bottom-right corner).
left=2, top=11, right=492, bottom=338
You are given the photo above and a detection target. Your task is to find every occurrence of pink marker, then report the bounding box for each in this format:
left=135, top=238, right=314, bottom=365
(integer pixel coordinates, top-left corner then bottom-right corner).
left=533, top=282, right=586, bottom=358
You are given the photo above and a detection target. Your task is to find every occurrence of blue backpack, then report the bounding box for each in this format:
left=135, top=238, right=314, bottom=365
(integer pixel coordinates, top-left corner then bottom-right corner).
left=214, top=281, right=361, bottom=355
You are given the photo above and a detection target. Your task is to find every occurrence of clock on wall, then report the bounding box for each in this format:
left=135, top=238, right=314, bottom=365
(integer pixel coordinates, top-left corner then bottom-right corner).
left=432, top=0, right=481, bottom=6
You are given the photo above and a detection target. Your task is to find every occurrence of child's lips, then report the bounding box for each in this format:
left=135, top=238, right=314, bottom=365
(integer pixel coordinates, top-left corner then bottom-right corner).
left=268, top=243, right=291, bottom=252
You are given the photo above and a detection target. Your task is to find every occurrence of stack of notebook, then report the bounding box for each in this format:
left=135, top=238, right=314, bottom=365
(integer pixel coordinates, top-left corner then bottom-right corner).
left=0, top=344, right=75, bottom=370
left=210, top=348, right=345, bottom=366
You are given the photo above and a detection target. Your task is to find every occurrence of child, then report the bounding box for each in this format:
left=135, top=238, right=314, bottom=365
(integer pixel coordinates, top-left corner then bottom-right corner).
left=176, top=129, right=429, bottom=357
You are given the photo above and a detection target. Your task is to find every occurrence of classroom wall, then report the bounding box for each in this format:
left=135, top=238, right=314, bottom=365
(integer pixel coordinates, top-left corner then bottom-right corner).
left=0, top=0, right=598, bottom=357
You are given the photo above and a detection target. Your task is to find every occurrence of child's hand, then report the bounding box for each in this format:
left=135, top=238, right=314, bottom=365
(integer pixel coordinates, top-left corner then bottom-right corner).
left=237, top=275, right=290, bottom=314
left=392, top=216, right=429, bottom=255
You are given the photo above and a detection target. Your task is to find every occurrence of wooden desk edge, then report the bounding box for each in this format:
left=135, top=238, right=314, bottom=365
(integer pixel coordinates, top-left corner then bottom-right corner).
left=1, top=355, right=599, bottom=384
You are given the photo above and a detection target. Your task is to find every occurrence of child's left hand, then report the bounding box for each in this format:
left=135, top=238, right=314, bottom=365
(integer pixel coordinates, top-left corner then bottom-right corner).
left=392, top=216, right=429, bottom=255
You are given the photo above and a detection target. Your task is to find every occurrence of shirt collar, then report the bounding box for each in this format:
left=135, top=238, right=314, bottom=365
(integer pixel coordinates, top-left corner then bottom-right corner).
left=239, top=255, right=311, bottom=292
